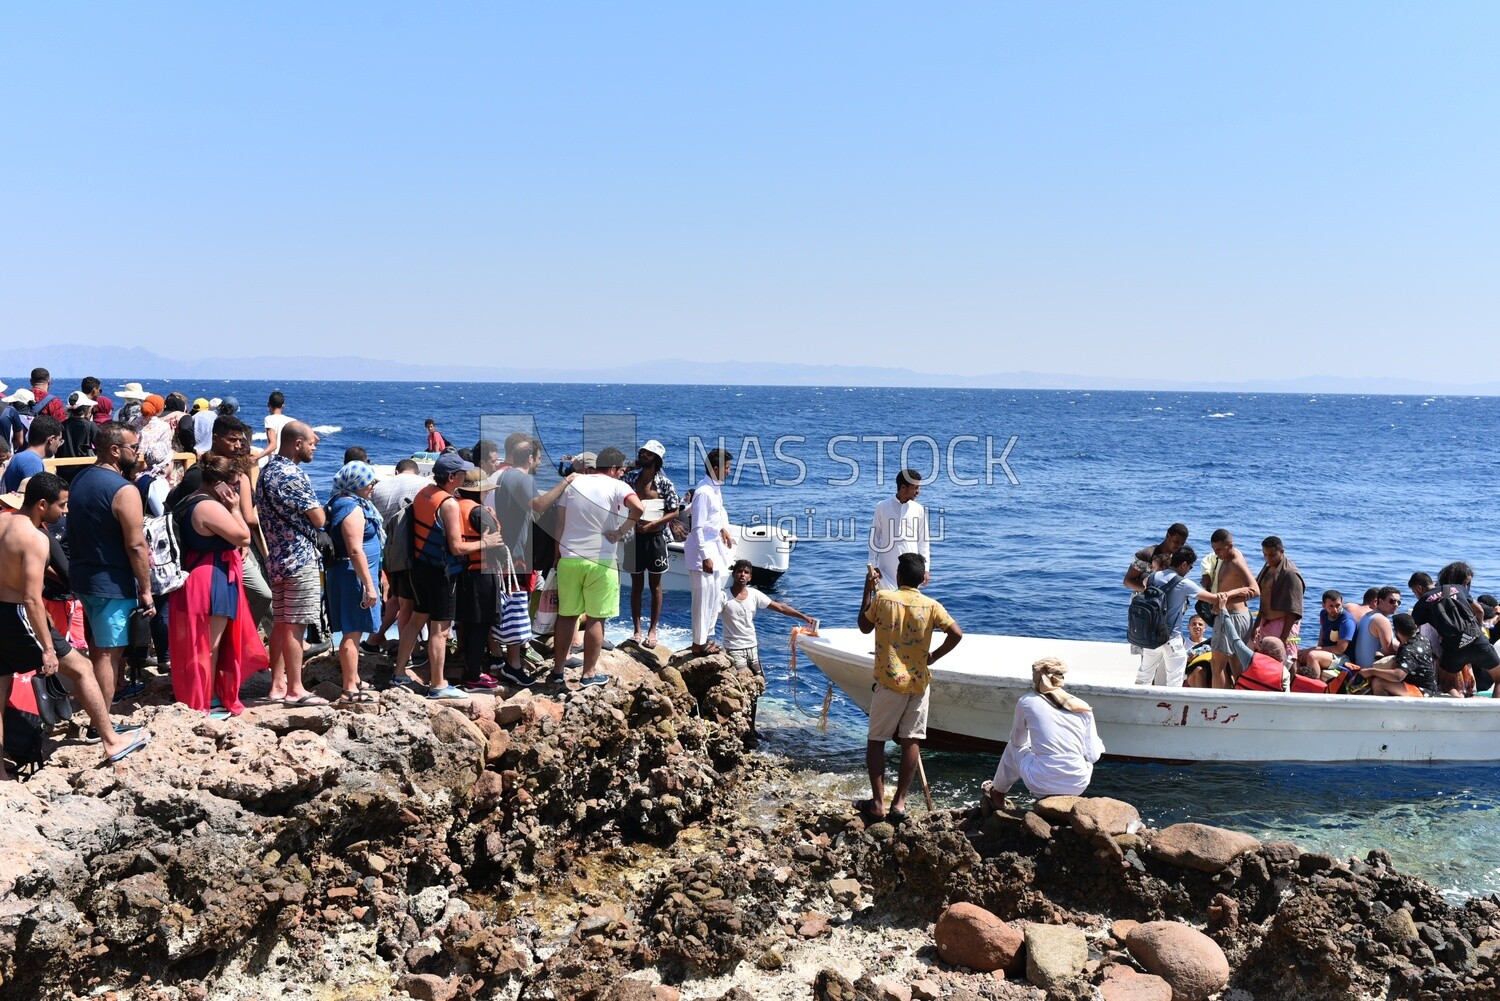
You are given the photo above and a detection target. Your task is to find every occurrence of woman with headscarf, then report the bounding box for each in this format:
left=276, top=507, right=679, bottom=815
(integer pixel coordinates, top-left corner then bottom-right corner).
left=168, top=453, right=268, bottom=715
left=326, top=460, right=384, bottom=703
left=982, top=657, right=1105, bottom=809
left=138, top=394, right=179, bottom=483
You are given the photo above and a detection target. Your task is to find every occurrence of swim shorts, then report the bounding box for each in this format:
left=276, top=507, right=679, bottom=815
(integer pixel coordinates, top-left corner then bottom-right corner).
left=1210, top=611, right=1253, bottom=655
left=78, top=595, right=138, bottom=650
left=629, top=530, right=671, bottom=575
left=409, top=561, right=457, bottom=621
left=0, top=601, right=74, bottom=674
left=556, top=556, right=620, bottom=620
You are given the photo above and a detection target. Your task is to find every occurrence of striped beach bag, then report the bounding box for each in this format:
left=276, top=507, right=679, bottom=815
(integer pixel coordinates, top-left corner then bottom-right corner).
left=492, top=547, right=534, bottom=647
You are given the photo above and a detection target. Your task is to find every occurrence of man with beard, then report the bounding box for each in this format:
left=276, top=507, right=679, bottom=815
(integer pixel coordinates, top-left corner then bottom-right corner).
left=66, top=422, right=156, bottom=706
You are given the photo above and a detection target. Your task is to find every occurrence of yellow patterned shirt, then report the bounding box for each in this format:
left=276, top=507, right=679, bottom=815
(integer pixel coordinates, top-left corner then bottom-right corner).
left=872, top=587, right=955, bottom=696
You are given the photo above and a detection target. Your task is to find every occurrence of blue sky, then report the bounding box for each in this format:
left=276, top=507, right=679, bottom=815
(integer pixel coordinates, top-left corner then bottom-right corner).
left=3, top=4, right=1496, bottom=382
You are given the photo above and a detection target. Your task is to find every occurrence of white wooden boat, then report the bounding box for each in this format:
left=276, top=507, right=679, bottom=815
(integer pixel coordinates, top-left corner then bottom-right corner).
left=619, top=523, right=795, bottom=592
left=796, top=628, right=1500, bottom=763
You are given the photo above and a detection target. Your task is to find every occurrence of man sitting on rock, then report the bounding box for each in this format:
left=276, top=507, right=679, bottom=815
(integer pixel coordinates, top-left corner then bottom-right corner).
left=983, top=656, right=1104, bottom=808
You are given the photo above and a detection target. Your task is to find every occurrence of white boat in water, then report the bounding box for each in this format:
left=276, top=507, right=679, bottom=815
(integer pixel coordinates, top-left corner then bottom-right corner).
left=619, top=523, right=795, bottom=592
left=795, top=628, right=1500, bottom=764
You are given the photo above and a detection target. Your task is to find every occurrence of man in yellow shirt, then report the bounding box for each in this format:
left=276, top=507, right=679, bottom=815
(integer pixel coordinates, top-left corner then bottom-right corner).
left=856, top=552, right=962, bottom=823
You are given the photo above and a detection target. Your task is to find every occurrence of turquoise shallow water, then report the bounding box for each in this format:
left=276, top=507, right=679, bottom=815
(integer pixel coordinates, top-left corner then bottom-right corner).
left=102, top=377, right=1500, bottom=897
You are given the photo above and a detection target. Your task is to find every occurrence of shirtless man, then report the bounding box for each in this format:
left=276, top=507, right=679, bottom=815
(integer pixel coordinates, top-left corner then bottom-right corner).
left=0, top=473, right=149, bottom=777
left=1123, top=523, right=1189, bottom=592
left=1200, top=528, right=1259, bottom=688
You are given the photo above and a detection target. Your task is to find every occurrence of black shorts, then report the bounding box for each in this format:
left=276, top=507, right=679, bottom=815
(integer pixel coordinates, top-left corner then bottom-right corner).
left=409, top=562, right=458, bottom=621
left=389, top=569, right=414, bottom=601
left=0, top=602, right=72, bottom=675
left=1444, top=638, right=1500, bottom=675
left=629, top=530, right=671, bottom=576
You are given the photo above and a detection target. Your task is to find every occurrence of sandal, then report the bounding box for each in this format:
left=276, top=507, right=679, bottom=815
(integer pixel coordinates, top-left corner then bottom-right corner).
left=853, top=798, right=886, bottom=819
left=339, top=689, right=376, bottom=704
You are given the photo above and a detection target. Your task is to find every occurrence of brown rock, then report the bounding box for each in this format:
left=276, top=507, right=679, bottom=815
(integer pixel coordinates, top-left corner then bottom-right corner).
left=1023, top=812, right=1053, bottom=840
left=1206, top=892, right=1239, bottom=933
left=1110, top=919, right=1140, bottom=941
left=327, top=886, right=358, bottom=900
left=1146, top=822, right=1261, bottom=873
left=812, top=969, right=857, bottom=1001
left=875, top=980, right=910, bottom=1001
left=533, top=698, right=564, bottom=725
left=1033, top=796, right=1081, bottom=824
left=1125, top=921, right=1230, bottom=1001
left=1024, top=922, right=1087, bottom=989
left=398, top=973, right=460, bottom=1001
left=496, top=692, right=533, bottom=726
left=934, top=902, right=1023, bottom=972
left=798, top=911, right=831, bottom=938
left=909, top=980, right=941, bottom=1001
left=1070, top=797, right=1141, bottom=838
left=1100, top=965, right=1172, bottom=1001
left=470, top=771, right=505, bottom=811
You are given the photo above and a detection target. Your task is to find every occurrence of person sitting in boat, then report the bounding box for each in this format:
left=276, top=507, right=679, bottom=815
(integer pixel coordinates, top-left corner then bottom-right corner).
left=1354, top=613, right=1437, bottom=697
left=983, top=657, right=1105, bottom=808
left=857, top=552, right=962, bottom=824
left=1182, top=618, right=1214, bottom=687
left=1298, top=590, right=1357, bottom=680
left=1348, top=586, right=1401, bottom=676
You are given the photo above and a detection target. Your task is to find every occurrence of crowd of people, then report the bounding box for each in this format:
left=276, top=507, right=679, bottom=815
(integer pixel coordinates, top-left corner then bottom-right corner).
left=0, top=375, right=850, bottom=777
left=1125, top=524, right=1500, bottom=699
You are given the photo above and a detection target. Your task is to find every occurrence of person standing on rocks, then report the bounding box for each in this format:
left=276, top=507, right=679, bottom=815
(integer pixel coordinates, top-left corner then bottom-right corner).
left=624, top=439, right=680, bottom=650
left=857, top=552, right=962, bottom=823
left=254, top=420, right=328, bottom=706
left=686, top=447, right=734, bottom=655
left=983, top=656, right=1103, bottom=807
left=0, top=473, right=150, bottom=774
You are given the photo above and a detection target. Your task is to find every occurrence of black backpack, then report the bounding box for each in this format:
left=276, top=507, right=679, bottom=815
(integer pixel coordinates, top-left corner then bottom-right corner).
left=1128, top=572, right=1182, bottom=649
left=3, top=705, right=47, bottom=777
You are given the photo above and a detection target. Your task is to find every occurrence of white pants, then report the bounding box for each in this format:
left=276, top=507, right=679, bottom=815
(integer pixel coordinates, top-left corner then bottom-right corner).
left=689, top=566, right=728, bottom=645
left=992, top=742, right=1090, bottom=798
left=1136, top=633, right=1186, bottom=687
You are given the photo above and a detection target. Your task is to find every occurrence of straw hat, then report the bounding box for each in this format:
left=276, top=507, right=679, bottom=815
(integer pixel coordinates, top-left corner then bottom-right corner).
left=118, top=382, right=150, bottom=401
left=459, top=468, right=497, bottom=494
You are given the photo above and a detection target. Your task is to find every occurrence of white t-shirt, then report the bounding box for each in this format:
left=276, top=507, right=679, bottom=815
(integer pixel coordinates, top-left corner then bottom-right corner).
left=557, top=474, right=636, bottom=562
left=720, top=586, right=772, bottom=650
left=192, top=410, right=217, bottom=454
left=260, top=413, right=293, bottom=468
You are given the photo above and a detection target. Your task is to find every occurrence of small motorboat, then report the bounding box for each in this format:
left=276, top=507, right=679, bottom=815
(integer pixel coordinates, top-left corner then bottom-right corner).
left=796, top=628, right=1500, bottom=764
left=619, top=523, right=795, bottom=592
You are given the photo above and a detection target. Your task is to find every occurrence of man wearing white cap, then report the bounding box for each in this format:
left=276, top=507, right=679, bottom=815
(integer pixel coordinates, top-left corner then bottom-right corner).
left=623, top=439, right=681, bottom=649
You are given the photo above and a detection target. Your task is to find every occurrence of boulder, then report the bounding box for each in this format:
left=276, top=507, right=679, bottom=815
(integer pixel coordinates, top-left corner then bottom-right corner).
left=1024, top=923, right=1087, bottom=989
left=1033, top=796, right=1081, bottom=824
left=1070, top=797, right=1141, bottom=838
left=1147, top=823, right=1261, bottom=873
left=934, top=902, right=1023, bottom=972
left=1126, top=921, right=1230, bottom=1001
left=1100, top=964, right=1172, bottom=1001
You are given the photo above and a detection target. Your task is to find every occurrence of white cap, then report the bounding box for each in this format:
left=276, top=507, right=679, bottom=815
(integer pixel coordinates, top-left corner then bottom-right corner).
left=67, top=390, right=97, bottom=410
left=641, top=439, right=666, bottom=459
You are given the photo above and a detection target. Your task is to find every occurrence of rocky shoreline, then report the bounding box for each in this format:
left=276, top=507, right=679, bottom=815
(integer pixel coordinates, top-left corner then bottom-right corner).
left=3, top=644, right=1498, bottom=1001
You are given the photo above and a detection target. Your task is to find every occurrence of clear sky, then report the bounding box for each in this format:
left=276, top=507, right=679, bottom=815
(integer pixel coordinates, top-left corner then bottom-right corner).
left=3, top=3, right=1496, bottom=381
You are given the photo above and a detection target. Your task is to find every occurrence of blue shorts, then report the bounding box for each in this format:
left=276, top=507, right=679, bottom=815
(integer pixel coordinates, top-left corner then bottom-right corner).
left=80, top=595, right=138, bottom=649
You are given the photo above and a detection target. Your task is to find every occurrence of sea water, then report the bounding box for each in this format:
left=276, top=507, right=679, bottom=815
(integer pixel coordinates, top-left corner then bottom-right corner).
left=132, top=378, right=1500, bottom=898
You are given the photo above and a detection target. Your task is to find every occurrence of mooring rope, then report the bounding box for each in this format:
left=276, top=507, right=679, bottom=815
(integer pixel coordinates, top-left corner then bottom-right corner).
left=788, top=626, right=834, bottom=731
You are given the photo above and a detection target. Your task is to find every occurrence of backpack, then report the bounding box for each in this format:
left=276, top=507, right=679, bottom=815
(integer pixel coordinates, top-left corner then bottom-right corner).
left=1421, top=586, right=1482, bottom=650
left=3, top=705, right=47, bottom=775
left=146, top=502, right=191, bottom=596
left=1128, top=572, right=1182, bottom=649
left=383, top=498, right=415, bottom=573
left=14, top=394, right=55, bottom=437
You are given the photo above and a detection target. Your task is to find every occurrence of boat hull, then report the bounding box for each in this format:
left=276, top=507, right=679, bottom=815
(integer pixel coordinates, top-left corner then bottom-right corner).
left=619, top=524, right=793, bottom=592
left=796, top=629, right=1500, bottom=764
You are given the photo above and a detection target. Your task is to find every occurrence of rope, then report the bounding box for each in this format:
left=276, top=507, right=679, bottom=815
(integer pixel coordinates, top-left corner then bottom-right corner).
left=788, top=626, right=834, bottom=731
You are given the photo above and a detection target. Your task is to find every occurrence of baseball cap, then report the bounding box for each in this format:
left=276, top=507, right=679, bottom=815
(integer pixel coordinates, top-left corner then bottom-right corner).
left=67, top=390, right=97, bottom=410
left=219, top=396, right=239, bottom=413
left=432, top=452, right=475, bottom=481
left=641, top=439, right=666, bottom=459
left=3, top=388, right=35, bottom=406
left=192, top=398, right=210, bottom=413
left=573, top=451, right=598, bottom=470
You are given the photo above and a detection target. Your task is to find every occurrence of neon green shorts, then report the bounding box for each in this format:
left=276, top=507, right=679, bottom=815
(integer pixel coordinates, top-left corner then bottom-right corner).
left=556, top=557, right=619, bottom=620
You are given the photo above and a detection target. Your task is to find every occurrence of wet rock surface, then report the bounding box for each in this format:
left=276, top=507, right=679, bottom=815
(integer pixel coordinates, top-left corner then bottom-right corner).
left=3, top=644, right=1499, bottom=1000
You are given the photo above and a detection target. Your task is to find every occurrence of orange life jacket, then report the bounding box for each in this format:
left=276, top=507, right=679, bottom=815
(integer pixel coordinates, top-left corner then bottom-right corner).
left=1234, top=653, right=1284, bottom=692
left=457, top=497, right=483, bottom=572
left=412, top=483, right=462, bottom=574
left=1289, top=672, right=1328, bottom=694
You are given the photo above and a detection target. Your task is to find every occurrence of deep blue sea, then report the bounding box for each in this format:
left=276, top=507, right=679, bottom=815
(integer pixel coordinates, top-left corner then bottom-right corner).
left=134, top=378, right=1500, bottom=898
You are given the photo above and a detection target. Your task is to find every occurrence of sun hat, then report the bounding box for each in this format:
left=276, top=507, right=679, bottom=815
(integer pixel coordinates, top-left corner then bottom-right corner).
left=3, top=388, right=35, bottom=406
left=66, top=391, right=97, bottom=411
left=572, top=451, right=598, bottom=470
left=641, top=439, right=666, bottom=459
left=458, top=468, right=498, bottom=494
left=118, top=382, right=150, bottom=401
left=432, top=452, right=475, bottom=481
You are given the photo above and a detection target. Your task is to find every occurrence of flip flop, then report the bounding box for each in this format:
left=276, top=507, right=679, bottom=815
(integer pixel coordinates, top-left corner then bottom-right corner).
left=642, top=637, right=658, bottom=649
left=84, top=722, right=145, bottom=743
left=564, top=656, right=583, bottom=668
left=853, top=798, right=886, bottom=819
left=107, top=730, right=152, bottom=764
left=208, top=709, right=233, bottom=721
left=283, top=694, right=330, bottom=707
left=886, top=809, right=909, bottom=825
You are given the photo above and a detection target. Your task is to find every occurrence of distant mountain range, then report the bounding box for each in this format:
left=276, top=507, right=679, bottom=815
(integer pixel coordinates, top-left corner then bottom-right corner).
left=5, top=343, right=1498, bottom=395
